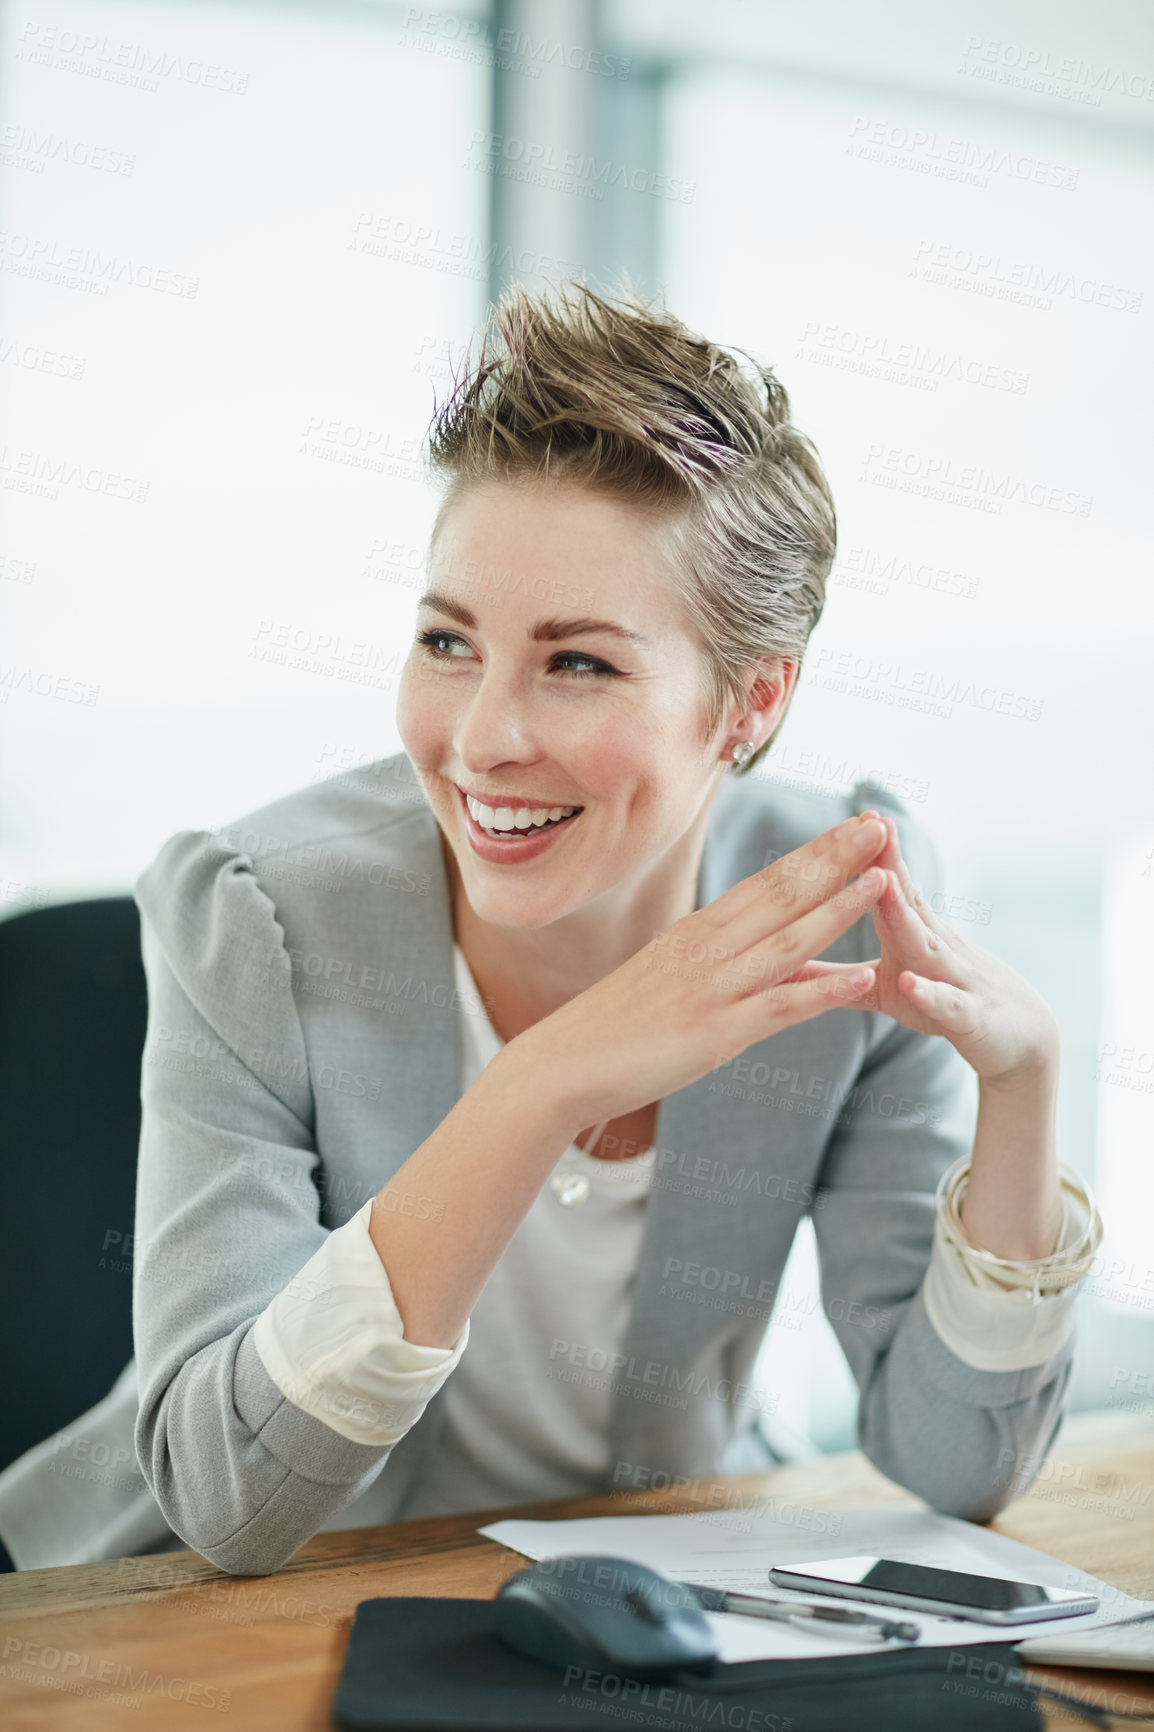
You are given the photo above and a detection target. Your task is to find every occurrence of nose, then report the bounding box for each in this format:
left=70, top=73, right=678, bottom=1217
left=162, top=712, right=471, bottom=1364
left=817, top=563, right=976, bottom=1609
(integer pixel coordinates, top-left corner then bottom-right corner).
left=452, top=656, right=539, bottom=776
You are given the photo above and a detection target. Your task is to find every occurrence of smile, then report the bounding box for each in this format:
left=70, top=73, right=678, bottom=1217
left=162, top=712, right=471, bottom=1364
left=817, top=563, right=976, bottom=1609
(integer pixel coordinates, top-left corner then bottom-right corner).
left=463, top=791, right=581, bottom=834
left=455, top=785, right=584, bottom=860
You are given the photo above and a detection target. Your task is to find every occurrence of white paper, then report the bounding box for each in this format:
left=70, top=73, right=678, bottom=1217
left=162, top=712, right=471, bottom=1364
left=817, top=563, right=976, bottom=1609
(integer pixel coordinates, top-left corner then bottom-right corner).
left=478, top=1503, right=1154, bottom=1664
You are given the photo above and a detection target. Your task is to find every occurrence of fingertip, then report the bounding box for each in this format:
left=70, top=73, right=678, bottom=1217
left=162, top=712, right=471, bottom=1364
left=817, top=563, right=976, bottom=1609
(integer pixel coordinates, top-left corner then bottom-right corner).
left=868, top=868, right=898, bottom=913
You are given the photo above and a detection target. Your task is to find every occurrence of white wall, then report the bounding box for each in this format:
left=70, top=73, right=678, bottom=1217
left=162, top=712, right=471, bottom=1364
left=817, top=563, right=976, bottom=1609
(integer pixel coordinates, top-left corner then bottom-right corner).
left=1, top=0, right=488, bottom=903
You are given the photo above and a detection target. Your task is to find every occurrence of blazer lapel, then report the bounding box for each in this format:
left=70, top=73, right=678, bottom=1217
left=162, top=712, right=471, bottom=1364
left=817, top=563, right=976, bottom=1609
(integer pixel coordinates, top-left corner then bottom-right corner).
left=370, top=803, right=465, bottom=1175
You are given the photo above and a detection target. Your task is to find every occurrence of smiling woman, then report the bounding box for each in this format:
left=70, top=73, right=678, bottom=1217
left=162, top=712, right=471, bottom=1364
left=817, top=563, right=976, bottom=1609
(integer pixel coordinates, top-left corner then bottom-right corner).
left=0, top=281, right=1101, bottom=1574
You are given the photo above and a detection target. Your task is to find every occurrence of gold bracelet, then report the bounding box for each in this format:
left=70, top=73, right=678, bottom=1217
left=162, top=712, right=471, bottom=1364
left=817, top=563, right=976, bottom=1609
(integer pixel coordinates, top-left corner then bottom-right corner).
left=934, top=1157, right=1103, bottom=1302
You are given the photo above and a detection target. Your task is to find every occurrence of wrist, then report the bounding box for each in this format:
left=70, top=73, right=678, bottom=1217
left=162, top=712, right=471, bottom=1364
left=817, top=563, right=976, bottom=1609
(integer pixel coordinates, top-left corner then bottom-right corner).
left=959, top=1179, right=1064, bottom=1266
left=966, top=1053, right=1062, bottom=1259
left=978, top=1036, right=1060, bottom=1094
left=494, top=1026, right=588, bottom=1146
left=942, top=1157, right=1103, bottom=1292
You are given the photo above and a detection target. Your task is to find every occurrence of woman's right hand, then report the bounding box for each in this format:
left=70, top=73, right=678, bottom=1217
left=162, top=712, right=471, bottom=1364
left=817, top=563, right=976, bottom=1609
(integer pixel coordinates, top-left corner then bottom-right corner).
left=515, top=813, right=891, bottom=1134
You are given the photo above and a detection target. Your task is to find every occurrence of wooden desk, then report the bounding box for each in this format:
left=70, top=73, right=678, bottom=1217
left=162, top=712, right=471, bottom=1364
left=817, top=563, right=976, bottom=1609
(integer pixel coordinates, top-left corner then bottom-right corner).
left=1, top=1411, right=1151, bottom=1730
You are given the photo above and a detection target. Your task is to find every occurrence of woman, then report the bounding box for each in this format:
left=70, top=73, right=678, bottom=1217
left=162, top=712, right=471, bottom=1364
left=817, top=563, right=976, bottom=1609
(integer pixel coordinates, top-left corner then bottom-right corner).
left=0, top=282, right=1099, bottom=1575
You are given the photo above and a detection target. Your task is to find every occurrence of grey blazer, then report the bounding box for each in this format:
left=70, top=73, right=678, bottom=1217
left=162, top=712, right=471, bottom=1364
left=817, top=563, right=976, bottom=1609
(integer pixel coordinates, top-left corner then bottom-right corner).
left=0, top=752, right=1072, bottom=1574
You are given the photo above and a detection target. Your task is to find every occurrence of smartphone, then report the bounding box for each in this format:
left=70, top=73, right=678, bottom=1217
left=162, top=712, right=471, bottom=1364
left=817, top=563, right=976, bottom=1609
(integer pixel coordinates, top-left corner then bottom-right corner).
left=768, top=1557, right=1099, bottom=1625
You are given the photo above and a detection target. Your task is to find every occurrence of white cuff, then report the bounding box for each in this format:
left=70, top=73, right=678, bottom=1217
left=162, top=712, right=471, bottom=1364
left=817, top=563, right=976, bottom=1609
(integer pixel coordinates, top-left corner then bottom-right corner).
left=957, top=1186, right=1091, bottom=1293
left=922, top=1212, right=1082, bottom=1372
left=252, top=1200, right=469, bottom=1446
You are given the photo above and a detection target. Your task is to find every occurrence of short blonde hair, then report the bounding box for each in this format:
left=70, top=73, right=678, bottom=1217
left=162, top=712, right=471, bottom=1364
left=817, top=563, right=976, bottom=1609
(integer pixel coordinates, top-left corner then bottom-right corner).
left=424, top=278, right=836, bottom=773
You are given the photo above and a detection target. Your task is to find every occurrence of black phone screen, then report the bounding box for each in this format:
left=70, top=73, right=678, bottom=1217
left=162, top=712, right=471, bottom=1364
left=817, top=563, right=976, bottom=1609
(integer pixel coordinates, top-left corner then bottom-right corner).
left=854, top=1559, right=1054, bottom=1611
left=778, top=1556, right=1082, bottom=1612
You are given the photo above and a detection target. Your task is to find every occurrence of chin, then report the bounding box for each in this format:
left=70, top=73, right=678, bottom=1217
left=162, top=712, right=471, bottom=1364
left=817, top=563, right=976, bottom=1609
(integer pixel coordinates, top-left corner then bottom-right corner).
left=458, top=869, right=581, bottom=923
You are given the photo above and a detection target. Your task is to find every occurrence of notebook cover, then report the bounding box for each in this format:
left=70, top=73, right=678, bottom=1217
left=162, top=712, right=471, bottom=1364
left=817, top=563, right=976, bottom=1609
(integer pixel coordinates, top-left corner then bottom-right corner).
left=331, top=1597, right=1041, bottom=1731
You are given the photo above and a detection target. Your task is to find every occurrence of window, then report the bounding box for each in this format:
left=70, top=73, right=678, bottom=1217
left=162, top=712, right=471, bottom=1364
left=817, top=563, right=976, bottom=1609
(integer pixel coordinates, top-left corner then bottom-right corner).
left=0, top=0, right=488, bottom=896
left=605, top=0, right=1153, bottom=1441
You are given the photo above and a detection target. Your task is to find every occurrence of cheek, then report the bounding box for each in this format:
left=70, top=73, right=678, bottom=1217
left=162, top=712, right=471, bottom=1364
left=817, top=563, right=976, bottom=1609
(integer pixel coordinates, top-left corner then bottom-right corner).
left=572, top=729, right=671, bottom=818
left=574, top=683, right=705, bottom=795
left=395, top=664, right=445, bottom=762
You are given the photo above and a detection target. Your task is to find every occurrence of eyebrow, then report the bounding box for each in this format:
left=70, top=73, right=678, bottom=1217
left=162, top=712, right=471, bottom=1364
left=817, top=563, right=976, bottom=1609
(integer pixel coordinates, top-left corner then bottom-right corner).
left=417, top=589, right=654, bottom=649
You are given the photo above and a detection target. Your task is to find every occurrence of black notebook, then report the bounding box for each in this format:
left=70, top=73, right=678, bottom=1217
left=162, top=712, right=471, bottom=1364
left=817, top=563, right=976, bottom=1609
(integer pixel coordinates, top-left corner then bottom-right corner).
left=331, top=1597, right=1042, bottom=1731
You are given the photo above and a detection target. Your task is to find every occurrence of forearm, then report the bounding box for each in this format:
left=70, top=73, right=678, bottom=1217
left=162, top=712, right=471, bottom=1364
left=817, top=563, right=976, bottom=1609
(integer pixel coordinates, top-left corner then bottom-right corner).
left=136, top=1322, right=392, bottom=1574
left=857, top=1285, right=1073, bottom=1522
left=369, top=1032, right=583, bottom=1348
left=961, top=1049, right=1064, bottom=1262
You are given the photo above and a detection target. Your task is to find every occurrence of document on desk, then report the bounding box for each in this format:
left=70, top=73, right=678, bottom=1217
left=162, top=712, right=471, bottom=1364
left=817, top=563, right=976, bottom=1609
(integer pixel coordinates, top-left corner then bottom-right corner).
left=478, top=1503, right=1154, bottom=1664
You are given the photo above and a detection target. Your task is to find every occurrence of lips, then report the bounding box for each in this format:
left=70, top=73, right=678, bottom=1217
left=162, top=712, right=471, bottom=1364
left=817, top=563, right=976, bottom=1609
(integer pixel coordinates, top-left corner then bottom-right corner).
left=454, top=783, right=583, bottom=859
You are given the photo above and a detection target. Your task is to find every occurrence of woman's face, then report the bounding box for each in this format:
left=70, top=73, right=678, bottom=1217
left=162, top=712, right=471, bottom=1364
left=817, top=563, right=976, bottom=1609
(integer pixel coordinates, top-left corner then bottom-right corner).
left=396, top=478, right=758, bottom=931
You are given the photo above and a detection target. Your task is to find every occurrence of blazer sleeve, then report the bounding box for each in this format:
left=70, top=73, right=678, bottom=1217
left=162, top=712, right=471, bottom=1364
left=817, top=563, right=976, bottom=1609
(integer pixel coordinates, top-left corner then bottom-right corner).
left=808, top=784, right=1073, bottom=1522
left=131, top=831, right=452, bottom=1575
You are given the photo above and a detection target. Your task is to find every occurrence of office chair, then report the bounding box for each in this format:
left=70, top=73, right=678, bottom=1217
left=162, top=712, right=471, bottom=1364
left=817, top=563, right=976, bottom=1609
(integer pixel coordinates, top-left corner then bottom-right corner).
left=0, top=897, right=148, bottom=1570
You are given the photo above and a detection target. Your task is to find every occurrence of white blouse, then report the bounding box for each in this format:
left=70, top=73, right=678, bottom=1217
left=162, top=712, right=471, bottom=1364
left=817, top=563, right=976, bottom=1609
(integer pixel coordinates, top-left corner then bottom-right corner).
left=252, top=944, right=1095, bottom=1501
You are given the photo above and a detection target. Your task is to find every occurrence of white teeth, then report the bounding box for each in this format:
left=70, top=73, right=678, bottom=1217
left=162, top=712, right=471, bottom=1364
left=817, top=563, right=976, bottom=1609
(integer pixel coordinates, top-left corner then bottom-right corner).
left=464, top=793, right=579, bottom=832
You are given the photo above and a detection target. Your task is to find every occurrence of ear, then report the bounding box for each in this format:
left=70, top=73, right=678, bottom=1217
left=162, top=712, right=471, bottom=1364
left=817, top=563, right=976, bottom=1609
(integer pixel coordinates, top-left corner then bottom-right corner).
left=732, top=655, right=798, bottom=752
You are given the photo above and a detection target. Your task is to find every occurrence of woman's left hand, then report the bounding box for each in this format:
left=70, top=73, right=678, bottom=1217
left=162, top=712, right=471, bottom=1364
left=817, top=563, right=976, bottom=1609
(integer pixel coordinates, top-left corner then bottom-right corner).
left=798, top=810, right=1060, bottom=1085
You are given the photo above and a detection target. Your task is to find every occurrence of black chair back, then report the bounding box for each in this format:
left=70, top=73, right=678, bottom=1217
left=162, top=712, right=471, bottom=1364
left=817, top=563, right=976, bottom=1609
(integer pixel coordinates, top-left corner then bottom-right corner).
left=0, top=899, right=147, bottom=1507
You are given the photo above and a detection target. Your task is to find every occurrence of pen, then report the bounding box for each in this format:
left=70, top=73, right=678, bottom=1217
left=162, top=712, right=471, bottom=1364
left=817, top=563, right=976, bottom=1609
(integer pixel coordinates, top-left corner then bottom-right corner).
left=681, top=1582, right=920, bottom=1645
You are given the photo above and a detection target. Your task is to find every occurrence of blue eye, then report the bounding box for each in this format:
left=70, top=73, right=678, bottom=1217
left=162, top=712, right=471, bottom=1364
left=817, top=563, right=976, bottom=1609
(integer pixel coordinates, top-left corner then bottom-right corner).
left=416, top=628, right=470, bottom=660
left=415, top=629, right=618, bottom=680
left=550, top=651, right=613, bottom=678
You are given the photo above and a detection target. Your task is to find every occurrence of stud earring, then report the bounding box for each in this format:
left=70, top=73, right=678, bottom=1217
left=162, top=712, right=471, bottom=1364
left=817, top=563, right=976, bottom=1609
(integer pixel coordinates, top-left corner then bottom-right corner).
left=729, top=740, right=755, bottom=769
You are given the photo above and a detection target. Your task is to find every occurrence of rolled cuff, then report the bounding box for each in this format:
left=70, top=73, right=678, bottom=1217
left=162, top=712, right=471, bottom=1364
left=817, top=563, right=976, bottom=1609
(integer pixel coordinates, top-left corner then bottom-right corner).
left=922, top=1213, right=1081, bottom=1373
left=252, top=1201, right=469, bottom=1446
